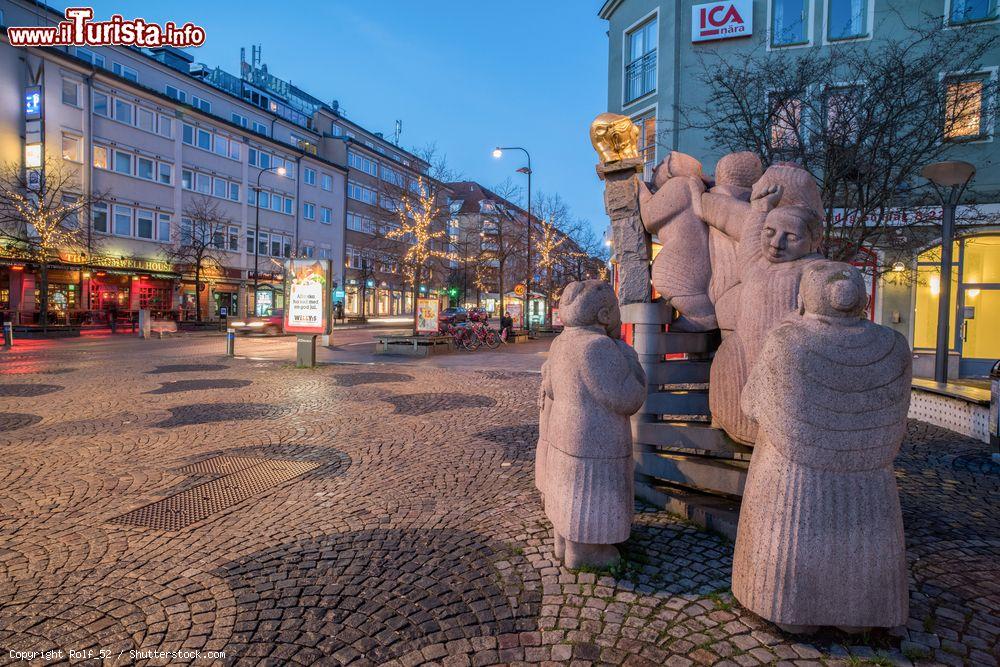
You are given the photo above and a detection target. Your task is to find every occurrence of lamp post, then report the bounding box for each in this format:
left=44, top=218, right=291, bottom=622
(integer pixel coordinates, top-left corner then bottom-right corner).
left=493, top=146, right=532, bottom=331
left=921, top=160, right=975, bottom=384
left=251, top=165, right=286, bottom=316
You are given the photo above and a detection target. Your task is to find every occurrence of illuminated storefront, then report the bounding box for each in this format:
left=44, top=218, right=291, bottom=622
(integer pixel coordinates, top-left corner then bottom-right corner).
left=910, top=233, right=1000, bottom=377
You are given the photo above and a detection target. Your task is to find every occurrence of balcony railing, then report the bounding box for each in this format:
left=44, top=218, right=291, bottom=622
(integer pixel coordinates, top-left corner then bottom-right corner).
left=625, top=50, right=657, bottom=104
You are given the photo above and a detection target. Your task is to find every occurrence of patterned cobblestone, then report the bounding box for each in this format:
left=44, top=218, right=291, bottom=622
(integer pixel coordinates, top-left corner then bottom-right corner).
left=0, top=336, right=996, bottom=666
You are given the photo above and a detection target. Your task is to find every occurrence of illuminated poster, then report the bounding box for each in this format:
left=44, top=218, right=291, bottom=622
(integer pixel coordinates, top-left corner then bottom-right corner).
left=283, top=259, right=331, bottom=334
left=416, top=298, right=439, bottom=333
left=507, top=302, right=523, bottom=329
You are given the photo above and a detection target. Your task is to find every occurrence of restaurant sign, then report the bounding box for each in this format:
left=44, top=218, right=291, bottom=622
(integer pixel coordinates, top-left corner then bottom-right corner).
left=0, top=247, right=173, bottom=273
left=283, top=259, right=332, bottom=335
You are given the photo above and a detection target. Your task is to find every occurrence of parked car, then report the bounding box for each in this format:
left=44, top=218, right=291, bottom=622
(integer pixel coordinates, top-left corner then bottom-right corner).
left=439, top=306, right=468, bottom=324
left=230, top=309, right=284, bottom=335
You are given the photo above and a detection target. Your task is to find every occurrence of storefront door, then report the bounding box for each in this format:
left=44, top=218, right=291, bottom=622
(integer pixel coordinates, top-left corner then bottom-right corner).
left=214, top=291, right=238, bottom=318
left=959, top=286, right=1000, bottom=376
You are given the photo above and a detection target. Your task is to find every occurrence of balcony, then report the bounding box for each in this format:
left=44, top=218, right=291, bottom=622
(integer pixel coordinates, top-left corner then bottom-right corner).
left=625, top=50, right=656, bottom=104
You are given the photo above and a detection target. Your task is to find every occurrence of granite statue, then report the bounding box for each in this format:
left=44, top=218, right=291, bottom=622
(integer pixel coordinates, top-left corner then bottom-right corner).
left=535, top=361, right=552, bottom=507
left=701, top=163, right=824, bottom=444
left=706, top=152, right=763, bottom=334
left=541, top=280, right=647, bottom=569
left=732, top=261, right=912, bottom=632
left=591, top=114, right=650, bottom=305
left=638, top=152, right=715, bottom=331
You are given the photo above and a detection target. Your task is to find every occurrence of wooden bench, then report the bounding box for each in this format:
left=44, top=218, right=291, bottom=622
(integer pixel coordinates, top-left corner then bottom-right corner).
left=150, top=320, right=178, bottom=338
left=374, top=334, right=453, bottom=357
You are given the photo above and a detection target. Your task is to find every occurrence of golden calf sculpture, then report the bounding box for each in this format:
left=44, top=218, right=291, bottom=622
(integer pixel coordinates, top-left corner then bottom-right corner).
left=590, top=113, right=640, bottom=164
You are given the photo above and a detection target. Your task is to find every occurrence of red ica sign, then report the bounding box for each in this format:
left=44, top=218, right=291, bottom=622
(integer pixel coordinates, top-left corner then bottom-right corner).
left=691, top=0, right=753, bottom=43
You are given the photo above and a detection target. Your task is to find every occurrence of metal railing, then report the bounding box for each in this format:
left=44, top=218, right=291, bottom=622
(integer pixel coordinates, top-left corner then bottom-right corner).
left=625, top=50, right=657, bottom=104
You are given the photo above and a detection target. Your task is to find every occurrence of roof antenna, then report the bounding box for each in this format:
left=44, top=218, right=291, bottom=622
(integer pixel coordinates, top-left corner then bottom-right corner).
left=393, top=120, right=403, bottom=145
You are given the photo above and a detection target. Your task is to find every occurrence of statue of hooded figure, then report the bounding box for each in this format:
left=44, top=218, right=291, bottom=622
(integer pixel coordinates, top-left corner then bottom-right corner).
left=732, top=261, right=912, bottom=634
left=542, top=280, right=646, bottom=569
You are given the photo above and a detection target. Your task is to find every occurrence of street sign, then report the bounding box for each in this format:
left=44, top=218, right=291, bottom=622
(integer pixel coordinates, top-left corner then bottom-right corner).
left=691, top=0, right=752, bottom=43
left=283, top=259, right=332, bottom=334
left=24, top=86, right=42, bottom=120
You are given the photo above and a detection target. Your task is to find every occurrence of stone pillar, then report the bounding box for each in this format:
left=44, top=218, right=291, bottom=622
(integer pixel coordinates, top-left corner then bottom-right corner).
left=596, top=158, right=649, bottom=306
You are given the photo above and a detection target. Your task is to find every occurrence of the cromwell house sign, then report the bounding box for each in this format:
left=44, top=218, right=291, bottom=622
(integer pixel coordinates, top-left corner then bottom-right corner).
left=691, top=0, right=753, bottom=43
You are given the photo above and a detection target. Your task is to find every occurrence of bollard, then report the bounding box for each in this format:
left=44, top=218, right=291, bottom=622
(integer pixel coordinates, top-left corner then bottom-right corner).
left=2, top=322, right=12, bottom=348
left=226, top=328, right=236, bottom=357
left=296, top=334, right=317, bottom=368
left=990, top=360, right=999, bottom=463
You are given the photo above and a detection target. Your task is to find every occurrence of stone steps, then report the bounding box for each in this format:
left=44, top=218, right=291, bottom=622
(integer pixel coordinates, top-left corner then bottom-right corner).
left=634, top=479, right=741, bottom=541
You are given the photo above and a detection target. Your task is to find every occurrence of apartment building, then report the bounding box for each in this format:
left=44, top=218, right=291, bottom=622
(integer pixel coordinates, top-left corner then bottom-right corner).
left=599, top=0, right=1000, bottom=377
left=448, top=181, right=605, bottom=324
left=324, top=119, right=454, bottom=319
left=0, top=0, right=347, bottom=323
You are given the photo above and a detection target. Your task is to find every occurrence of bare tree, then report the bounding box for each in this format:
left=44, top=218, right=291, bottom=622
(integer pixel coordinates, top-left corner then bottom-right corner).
left=678, top=7, right=1000, bottom=270
left=0, top=156, right=102, bottom=327
left=165, top=196, right=231, bottom=322
left=482, top=178, right=529, bottom=313
left=385, top=177, right=453, bottom=334
left=412, top=142, right=463, bottom=183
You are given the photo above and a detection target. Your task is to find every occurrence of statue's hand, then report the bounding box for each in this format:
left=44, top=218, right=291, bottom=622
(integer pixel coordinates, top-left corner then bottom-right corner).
left=752, top=184, right=783, bottom=212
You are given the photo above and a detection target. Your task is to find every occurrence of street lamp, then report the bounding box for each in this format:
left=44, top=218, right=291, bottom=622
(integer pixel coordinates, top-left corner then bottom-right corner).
left=493, top=145, right=532, bottom=331
left=921, top=160, right=975, bottom=384
left=252, top=164, right=286, bottom=315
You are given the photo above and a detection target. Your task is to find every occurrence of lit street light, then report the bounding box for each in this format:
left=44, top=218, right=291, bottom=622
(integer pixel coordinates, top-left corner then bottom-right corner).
left=492, top=145, right=532, bottom=330
left=921, top=160, right=975, bottom=384
left=252, top=164, right=286, bottom=315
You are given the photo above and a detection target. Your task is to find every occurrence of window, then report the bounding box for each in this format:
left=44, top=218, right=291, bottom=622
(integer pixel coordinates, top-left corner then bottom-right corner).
left=259, top=192, right=270, bottom=209
left=76, top=47, right=104, bottom=68
left=246, top=230, right=255, bottom=253
left=114, top=99, right=133, bottom=125
left=228, top=226, right=240, bottom=252
left=137, top=107, right=155, bottom=132
left=303, top=203, right=316, bottom=220
left=321, top=173, right=333, bottom=191
left=182, top=169, right=193, bottom=190
left=825, top=86, right=862, bottom=141
left=214, top=134, right=229, bottom=157
left=93, top=92, right=109, bottom=117
left=331, top=123, right=342, bottom=136
left=92, top=203, right=108, bottom=233
left=945, top=74, right=989, bottom=140
left=229, top=141, right=241, bottom=161
left=348, top=181, right=378, bottom=205
left=112, top=62, right=138, bottom=82
left=348, top=151, right=378, bottom=176
left=61, top=134, right=82, bottom=162
left=158, top=114, right=173, bottom=138
left=136, top=156, right=154, bottom=181
left=158, top=162, right=173, bottom=185
left=258, top=232, right=269, bottom=256
left=158, top=214, right=171, bottom=242
left=232, top=113, right=249, bottom=128
left=113, top=150, right=132, bottom=175
left=284, top=198, right=293, bottom=215
left=229, top=183, right=240, bottom=202
left=271, top=237, right=282, bottom=257
left=950, top=0, right=998, bottom=24
left=62, top=79, right=80, bottom=106
left=303, top=245, right=315, bottom=258
left=827, top=0, right=867, bottom=40
left=113, top=205, right=132, bottom=236
left=625, top=17, right=657, bottom=103
left=213, top=177, right=227, bottom=198
left=634, top=115, right=657, bottom=181
left=183, top=124, right=194, bottom=145
left=191, top=95, right=212, bottom=113
left=136, top=210, right=154, bottom=239
left=304, top=168, right=316, bottom=185
left=180, top=217, right=193, bottom=246
left=93, top=145, right=108, bottom=170
left=772, top=0, right=810, bottom=46
left=321, top=207, right=332, bottom=224
left=381, top=164, right=405, bottom=187
left=271, top=195, right=283, bottom=213
left=196, top=173, right=211, bottom=195
left=196, top=128, right=211, bottom=151
left=770, top=94, right=803, bottom=148
left=252, top=121, right=268, bottom=136
left=165, top=85, right=186, bottom=103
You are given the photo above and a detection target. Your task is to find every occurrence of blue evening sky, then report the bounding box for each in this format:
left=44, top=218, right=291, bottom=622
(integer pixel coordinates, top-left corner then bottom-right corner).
left=83, top=1, right=611, bottom=235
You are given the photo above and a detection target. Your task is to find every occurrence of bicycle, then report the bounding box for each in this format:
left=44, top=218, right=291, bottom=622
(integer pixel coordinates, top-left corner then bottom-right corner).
left=471, top=321, right=501, bottom=349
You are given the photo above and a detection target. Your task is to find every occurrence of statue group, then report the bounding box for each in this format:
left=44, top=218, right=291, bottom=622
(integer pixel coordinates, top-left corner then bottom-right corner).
left=535, top=114, right=912, bottom=634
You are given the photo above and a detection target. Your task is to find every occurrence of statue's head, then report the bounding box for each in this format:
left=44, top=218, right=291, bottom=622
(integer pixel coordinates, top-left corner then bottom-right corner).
left=751, top=163, right=823, bottom=218
left=761, top=205, right=822, bottom=263
left=715, top=152, right=762, bottom=189
left=799, top=261, right=868, bottom=319
left=590, top=113, right=640, bottom=164
left=559, top=280, right=620, bottom=334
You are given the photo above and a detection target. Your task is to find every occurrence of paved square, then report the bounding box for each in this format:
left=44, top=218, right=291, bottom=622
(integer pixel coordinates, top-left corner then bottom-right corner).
left=0, top=336, right=997, bottom=666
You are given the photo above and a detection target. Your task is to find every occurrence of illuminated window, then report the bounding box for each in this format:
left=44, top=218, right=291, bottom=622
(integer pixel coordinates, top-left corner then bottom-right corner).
left=93, top=145, right=108, bottom=170
left=634, top=114, right=657, bottom=181
left=770, top=94, right=803, bottom=148
left=944, top=75, right=988, bottom=140
left=61, top=134, right=82, bottom=162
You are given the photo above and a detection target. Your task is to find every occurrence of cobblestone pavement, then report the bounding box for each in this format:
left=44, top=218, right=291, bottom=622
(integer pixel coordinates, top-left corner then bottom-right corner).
left=0, top=336, right=997, bottom=666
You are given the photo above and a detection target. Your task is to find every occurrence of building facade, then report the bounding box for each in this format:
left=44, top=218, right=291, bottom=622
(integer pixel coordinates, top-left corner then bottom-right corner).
left=0, top=0, right=453, bottom=326
left=448, top=181, right=605, bottom=325
left=599, top=0, right=1000, bottom=377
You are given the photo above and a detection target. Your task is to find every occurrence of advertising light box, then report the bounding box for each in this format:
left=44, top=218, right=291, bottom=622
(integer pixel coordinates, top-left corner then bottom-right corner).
left=283, top=259, right=332, bottom=335
left=691, top=0, right=753, bottom=43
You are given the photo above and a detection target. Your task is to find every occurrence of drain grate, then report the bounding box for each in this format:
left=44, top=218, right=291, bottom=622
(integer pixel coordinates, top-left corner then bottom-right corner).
left=111, top=456, right=318, bottom=530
